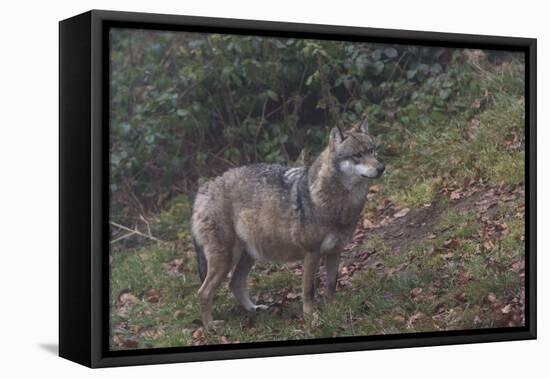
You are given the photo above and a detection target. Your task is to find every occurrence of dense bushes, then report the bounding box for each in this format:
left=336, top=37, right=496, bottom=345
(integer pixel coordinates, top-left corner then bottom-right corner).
left=109, top=29, right=501, bottom=221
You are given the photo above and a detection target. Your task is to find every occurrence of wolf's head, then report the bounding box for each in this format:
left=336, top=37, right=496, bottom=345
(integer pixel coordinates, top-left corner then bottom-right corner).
left=327, top=118, right=385, bottom=187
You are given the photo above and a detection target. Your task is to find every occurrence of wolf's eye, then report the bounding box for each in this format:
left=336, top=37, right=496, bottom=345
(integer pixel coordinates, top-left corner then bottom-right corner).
left=352, top=153, right=362, bottom=160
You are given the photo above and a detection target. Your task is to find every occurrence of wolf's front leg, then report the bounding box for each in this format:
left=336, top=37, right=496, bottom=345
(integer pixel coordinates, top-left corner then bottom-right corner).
left=302, top=253, right=320, bottom=315
left=324, top=251, right=341, bottom=303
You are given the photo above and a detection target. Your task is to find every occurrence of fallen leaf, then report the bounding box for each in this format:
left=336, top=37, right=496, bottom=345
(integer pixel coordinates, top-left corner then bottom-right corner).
left=219, top=335, right=231, bottom=344
left=369, top=184, right=382, bottom=193
left=455, top=292, right=466, bottom=303
left=192, top=328, right=204, bottom=339
left=487, top=293, right=497, bottom=303
left=440, top=252, right=454, bottom=260
left=377, top=198, right=392, bottom=211
left=144, top=288, right=160, bottom=303
left=362, top=218, right=377, bottom=229
left=465, top=118, right=480, bottom=140
left=510, top=313, right=522, bottom=326
left=407, top=312, right=426, bottom=329
left=495, top=222, right=508, bottom=231
left=443, top=239, right=459, bottom=249
left=484, top=240, right=495, bottom=251
left=174, top=310, right=186, bottom=319
left=165, top=257, right=186, bottom=277
left=113, top=335, right=139, bottom=349
left=192, top=327, right=206, bottom=345
left=385, top=144, right=399, bottom=156
left=393, top=315, right=406, bottom=324
left=501, top=304, right=513, bottom=314
left=502, top=194, right=516, bottom=202
left=410, top=287, right=423, bottom=297
left=394, top=208, right=410, bottom=218
left=117, top=290, right=139, bottom=307
left=310, top=311, right=321, bottom=330
left=115, top=289, right=139, bottom=318
left=450, top=191, right=461, bottom=200
left=286, top=292, right=299, bottom=300
left=140, top=327, right=165, bottom=340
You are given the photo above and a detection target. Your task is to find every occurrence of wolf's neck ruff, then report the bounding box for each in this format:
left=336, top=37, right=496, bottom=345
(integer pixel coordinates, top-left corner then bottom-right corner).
left=306, top=148, right=370, bottom=228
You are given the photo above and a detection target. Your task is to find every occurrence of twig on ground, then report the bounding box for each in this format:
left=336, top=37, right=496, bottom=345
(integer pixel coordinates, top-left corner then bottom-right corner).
left=139, top=214, right=153, bottom=238
left=109, top=220, right=168, bottom=244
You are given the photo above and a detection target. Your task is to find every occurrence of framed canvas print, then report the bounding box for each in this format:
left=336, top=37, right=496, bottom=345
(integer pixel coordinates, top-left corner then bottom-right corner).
left=59, top=10, right=536, bottom=368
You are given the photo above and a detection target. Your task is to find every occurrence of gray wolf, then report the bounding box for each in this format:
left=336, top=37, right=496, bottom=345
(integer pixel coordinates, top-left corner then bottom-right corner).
left=191, top=119, right=384, bottom=329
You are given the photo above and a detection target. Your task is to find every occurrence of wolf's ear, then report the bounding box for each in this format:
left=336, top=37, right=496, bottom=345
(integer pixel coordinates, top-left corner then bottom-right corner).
left=329, top=127, right=343, bottom=151
left=358, top=117, right=369, bottom=134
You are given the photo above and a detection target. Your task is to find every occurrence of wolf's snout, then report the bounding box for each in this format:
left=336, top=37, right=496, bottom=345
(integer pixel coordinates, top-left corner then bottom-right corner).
left=376, top=163, right=385, bottom=175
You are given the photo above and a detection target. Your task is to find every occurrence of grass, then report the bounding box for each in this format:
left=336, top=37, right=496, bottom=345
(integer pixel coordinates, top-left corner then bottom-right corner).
left=110, top=195, right=525, bottom=349
left=109, top=53, right=526, bottom=349
left=376, top=54, right=525, bottom=209
left=392, top=178, right=441, bottom=208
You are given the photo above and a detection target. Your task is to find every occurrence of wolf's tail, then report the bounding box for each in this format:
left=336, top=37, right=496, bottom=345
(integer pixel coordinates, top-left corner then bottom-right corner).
left=192, top=234, right=207, bottom=283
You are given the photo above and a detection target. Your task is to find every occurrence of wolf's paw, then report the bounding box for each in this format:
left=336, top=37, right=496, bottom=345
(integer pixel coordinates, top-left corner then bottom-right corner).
left=205, top=319, right=225, bottom=334
left=254, top=304, right=269, bottom=311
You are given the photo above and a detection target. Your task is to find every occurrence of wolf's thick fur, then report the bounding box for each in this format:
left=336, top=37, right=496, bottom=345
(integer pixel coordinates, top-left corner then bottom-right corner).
left=191, top=120, right=384, bottom=328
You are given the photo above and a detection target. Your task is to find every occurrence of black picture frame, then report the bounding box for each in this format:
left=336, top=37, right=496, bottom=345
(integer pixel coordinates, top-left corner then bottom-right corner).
left=59, top=9, right=537, bottom=368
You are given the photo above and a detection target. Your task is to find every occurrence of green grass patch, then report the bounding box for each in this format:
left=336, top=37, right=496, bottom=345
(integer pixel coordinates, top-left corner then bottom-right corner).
left=435, top=208, right=477, bottom=239
left=362, top=234, right=389, bottom=254
left=500, top=218, right=524, bottom=253
left=391, top=178, right=441, bottom=208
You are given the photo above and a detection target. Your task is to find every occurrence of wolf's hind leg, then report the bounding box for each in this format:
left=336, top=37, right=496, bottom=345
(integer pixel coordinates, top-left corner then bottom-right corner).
left=198, top=251, right=232, bottom=330
left=229, top=252, right=268, bottom=312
